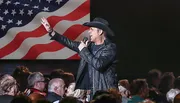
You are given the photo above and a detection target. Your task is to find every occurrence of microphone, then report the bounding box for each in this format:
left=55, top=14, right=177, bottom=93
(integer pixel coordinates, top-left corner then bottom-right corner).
left=83, top=37, right=88, bottom=44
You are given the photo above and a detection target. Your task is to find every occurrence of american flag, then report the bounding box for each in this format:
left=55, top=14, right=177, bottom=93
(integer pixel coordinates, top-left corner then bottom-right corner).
left=0, top=0, right=90, bottom=59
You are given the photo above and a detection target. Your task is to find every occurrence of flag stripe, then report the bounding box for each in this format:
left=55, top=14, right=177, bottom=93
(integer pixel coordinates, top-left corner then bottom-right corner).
left=22, top=24, right=88, bottom=59
left=36, top=30, right=89, bottom=59
left=2, top=14, right=89, bottom=59
left=0, top=0, right=89, bottom=58
left=37, top=47, right=77, bottom=59
left=67, top=53, right=80, bottom=60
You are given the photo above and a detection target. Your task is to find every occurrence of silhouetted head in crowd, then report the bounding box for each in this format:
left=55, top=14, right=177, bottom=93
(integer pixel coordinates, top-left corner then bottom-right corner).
left=27, top=72, right=46, bottom=91
left=35, top=99, right=51, bottom=103
left=0, top=74, right=18, bottom=96
left=60, top=72, right=75, bottom=88
left=159, top=72, right=175, bottom=94
left=50, top=69, right=64, bottom=79
left=11, top=94, right=32, bottom=103
left=48, top=78, right=66, bottom=97
left=12, top=66, right=31, bottom=92
left=60, top=96, right=82, bottom=103
left=130, top=79, right=149, bottom=99
left=147, top=69, right=162, bottom=88
left=174, top=76, right=180, bottom=89
left=92, top=90, right=110, bottom=100
left=91, top=94, right=118, bottom=103
left=107, top=88, right=122, bottom=103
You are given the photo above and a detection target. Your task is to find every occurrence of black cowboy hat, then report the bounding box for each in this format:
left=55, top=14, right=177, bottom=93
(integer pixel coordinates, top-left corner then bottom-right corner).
left=83, top=17, right=115, bottom=37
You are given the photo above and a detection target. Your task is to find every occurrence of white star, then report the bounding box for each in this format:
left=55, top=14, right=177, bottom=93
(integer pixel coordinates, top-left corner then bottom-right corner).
left=4, top=9, right=9, bottom=15
left=14, top=2, right=20, bottom=5
left=11, top=9, right=16, bottom=16
left=7, top=19, right=13, bottom=24
left=6, top=0, right=11, bottom=5
left=16, top=20, right=22, bottom=26
left=33, top=5, right=39, bottom=9
left=42, top=7, right=49, bottom=11
left=28, top=10, right=33, bottom=16
left=24, top=4, right=29, bottom=6
left=0, top=0, right=3, bottom=5
left=0, top=16, right=3, bottom=21
left=1, top=25, right=6, bottom=30
left=19, top=9, right=24, bottom=16
left=56, top=0, right=63, bottom=5
left=46, top=0, right=52, bottom=3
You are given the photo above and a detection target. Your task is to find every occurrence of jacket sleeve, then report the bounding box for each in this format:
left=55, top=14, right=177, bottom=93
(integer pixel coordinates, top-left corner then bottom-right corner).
left=50, top=31, right=80, bottom=53
left=79, top=44, right=117, bottom=72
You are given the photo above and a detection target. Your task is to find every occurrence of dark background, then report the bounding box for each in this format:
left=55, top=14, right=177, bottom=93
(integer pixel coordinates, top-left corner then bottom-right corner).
left=0, top=0, right=180, bottom=80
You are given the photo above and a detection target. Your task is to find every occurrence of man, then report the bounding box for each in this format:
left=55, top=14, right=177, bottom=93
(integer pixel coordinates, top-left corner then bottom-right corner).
left=24, top=72, right=46, bottom=102
left=46, top=78, right=66, bottom=103
left=41, top=17, right=118, bottom=98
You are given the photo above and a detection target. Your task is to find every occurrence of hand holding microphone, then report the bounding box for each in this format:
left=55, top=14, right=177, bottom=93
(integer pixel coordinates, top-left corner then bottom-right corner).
left=78, top=37, right=89, bottom=51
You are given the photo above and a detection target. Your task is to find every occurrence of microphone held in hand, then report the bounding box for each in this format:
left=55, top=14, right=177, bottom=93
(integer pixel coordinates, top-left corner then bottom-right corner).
left=83, top=37, right=88, bottom=44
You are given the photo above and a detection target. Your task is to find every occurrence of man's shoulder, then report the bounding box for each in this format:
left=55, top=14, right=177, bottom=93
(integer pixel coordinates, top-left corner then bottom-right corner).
left=105, top=42, right=116, bottom=50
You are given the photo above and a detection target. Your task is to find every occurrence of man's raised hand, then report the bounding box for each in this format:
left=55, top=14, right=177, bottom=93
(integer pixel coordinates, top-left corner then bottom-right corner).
left=41, top=17, right=52, bottom=32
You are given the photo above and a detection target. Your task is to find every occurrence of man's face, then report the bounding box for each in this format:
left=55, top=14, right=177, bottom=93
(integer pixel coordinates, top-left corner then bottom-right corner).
left=88, top=27, right=101, bottom=42
left=40, top=81, right=46, bottom=91
left=56, top=81, right=66, bottom=97
left=36, top=78, right=46, bottom=91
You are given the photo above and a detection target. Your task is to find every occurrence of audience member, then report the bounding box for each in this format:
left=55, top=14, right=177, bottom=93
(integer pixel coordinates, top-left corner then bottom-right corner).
left=166, top=76, right=180, bottom=103
left=146, top=69, right=161, bottom=102
left=0, top=74, right=18, bottom=103
left=128, top=79, right=149, bottom=103
left=24, top=72, right=46, bottom=103
left=46, top=78, right=66, bottom=103
left=12, top=66, right=31, bottom=92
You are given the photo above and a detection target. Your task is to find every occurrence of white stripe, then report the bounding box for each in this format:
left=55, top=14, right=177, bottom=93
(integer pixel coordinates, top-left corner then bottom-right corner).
left=2, top=14, right=90, bottom=59
left=36, top=30, right=88, bottom=59
left=37, top=47, right=77, bottom=59
left=0, top=0, right=87, bottom=49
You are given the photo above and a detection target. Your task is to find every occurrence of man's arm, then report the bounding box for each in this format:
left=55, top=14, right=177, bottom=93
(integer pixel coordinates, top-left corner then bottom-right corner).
left=50, top=31, right=80, bottom=52
left=41, top=17, right=80, bottom=52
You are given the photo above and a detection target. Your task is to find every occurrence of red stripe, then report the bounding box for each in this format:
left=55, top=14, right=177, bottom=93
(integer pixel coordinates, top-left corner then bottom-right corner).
left=22, top=25, right=89, bottom=59
left=67, top=53, right=80, bottom=60
left=0, top=0, right=90, bottom=58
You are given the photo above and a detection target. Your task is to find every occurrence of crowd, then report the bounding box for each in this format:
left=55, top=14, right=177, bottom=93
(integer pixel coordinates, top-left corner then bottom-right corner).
left=0, top=66, right=179, bottom=103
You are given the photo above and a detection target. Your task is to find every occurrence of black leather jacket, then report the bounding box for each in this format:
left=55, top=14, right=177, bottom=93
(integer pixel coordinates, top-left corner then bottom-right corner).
left=51, top=32, right=118, bottom=95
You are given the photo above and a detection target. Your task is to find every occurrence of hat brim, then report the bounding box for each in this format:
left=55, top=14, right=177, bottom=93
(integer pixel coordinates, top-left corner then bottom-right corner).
left=83, top=21, right=115, bottom=37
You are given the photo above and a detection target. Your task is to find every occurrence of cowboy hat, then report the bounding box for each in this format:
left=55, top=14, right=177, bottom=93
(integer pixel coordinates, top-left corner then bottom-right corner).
left=83, top=17, right=115, bottom=37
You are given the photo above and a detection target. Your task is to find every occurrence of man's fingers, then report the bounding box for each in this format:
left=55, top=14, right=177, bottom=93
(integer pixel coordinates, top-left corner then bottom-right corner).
left=41, top=18, right=45, bottom=22
left=40, top=21, right=42, bottom=24
left=85, top=40, right=89, bottom=45
left=41, top=17, right=48, bottom=23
